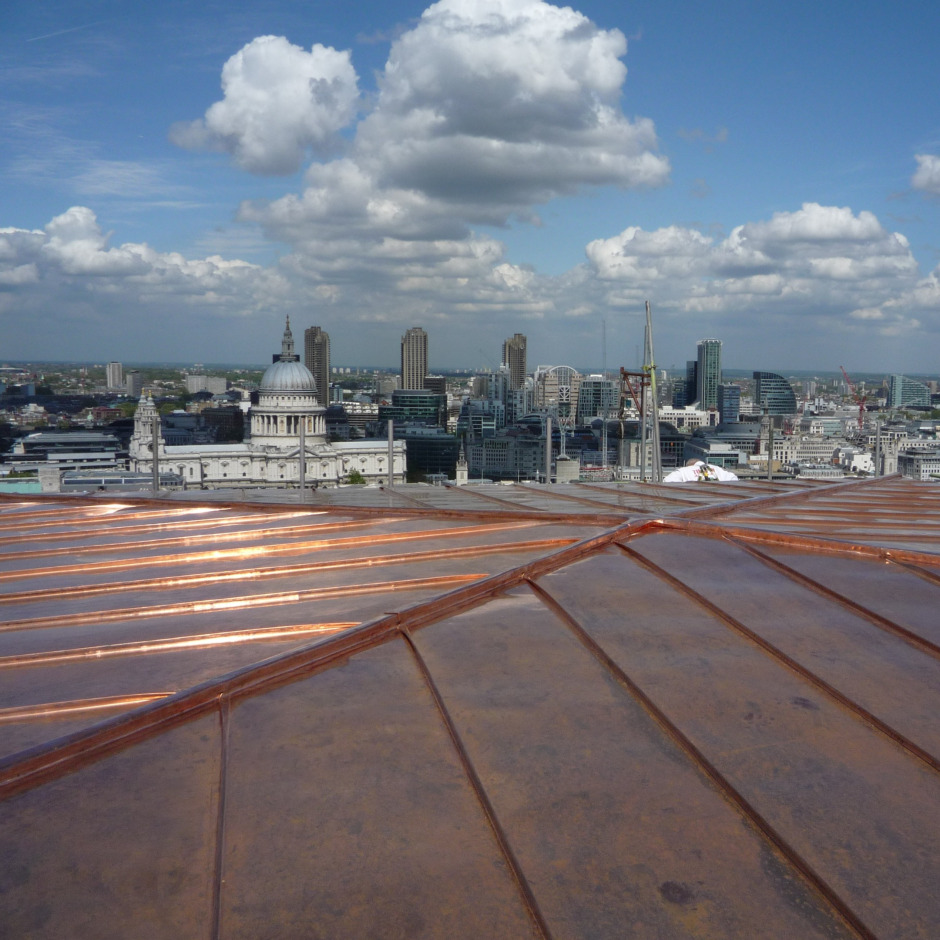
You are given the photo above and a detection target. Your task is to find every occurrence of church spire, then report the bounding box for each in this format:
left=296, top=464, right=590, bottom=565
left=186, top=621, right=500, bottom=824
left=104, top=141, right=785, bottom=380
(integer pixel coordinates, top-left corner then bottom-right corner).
left=281, top=316, right=296, bottom=360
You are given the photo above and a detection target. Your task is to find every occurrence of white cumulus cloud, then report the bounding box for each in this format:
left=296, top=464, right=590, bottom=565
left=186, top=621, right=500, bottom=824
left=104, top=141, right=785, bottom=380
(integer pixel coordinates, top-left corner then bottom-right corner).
left=736, top=202, right=886, bottom=248
left=216, top=0, right=668, bottom=250
left=170, top=36, right=359, bottom=175
left=912, top=154, right=940, bottom=196
left=41, top=206, right=151, bottom=276
left=356, top=0, right=668, bottom=210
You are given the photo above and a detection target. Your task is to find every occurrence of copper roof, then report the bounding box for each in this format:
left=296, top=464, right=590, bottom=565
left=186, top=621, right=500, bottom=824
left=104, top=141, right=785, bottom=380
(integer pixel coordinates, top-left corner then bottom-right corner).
left=1, top=477, right=939, bottom=937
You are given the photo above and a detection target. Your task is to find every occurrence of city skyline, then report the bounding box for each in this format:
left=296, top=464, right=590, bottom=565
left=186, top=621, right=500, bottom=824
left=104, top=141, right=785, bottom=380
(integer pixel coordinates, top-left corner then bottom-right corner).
left=4, top=1, right=940, bottom=372
left=3, top=321, right=935, bottom=386
left=3, top=351, right=935, bottom=385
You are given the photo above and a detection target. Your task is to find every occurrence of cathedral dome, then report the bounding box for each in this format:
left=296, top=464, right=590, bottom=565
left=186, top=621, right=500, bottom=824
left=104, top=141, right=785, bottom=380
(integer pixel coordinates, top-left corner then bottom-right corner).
left=260, top=358, right=316, bottom=393
left=258, top=315, right=318, bottom=395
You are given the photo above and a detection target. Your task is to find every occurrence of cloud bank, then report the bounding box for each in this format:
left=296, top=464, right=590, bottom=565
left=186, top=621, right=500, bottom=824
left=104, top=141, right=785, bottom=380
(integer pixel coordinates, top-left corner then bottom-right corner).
left=2, top=199, right=936, bottom=364
left=585, top=203, right=922, bottom=338
left=0, top=207, right=283, bottom=354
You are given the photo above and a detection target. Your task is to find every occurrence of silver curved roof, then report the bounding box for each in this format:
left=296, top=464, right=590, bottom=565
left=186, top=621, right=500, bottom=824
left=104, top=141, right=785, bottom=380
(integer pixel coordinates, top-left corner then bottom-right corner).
left=259, top=357, right=316, bottom=393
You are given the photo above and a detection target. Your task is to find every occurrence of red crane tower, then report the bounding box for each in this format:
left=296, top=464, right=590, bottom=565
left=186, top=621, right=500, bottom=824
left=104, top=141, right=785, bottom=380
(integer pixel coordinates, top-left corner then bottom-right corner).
left=840, top=365, right=868, bottom=430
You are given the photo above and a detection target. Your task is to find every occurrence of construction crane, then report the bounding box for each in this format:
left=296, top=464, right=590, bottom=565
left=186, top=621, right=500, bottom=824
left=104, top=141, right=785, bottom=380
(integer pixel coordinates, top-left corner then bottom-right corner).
left=840, top=365, right=868, bottom=430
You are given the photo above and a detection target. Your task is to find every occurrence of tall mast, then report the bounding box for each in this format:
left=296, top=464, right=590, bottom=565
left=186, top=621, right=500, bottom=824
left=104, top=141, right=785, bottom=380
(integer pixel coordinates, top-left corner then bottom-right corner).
left=645, top=301, right=662, bottom=482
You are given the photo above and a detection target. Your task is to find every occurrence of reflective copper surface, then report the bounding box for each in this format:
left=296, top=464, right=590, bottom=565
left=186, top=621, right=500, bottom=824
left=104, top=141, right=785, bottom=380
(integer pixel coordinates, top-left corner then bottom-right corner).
left=1, top=477, right=938, bottom=937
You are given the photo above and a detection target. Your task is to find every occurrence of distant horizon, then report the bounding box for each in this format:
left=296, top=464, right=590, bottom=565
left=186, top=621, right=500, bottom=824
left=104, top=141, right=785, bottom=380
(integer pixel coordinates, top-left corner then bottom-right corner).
left=1, top=359, right=932, bottom=383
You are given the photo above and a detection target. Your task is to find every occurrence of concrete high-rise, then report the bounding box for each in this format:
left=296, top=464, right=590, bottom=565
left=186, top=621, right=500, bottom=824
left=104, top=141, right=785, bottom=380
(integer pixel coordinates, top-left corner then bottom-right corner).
left=401, top=327, right=428, bottom=391
left=502, top=333, right=527, bottom=390
left=106, top=361, right=123, bottom=390
left=696, top=339, right=722, bottom=410
left=304, top=326, right=330, bottom=405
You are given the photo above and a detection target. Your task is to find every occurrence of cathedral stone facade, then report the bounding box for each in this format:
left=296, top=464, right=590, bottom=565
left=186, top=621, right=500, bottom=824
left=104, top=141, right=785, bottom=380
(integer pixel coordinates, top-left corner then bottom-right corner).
left=129, top=319, right=405, bottom=488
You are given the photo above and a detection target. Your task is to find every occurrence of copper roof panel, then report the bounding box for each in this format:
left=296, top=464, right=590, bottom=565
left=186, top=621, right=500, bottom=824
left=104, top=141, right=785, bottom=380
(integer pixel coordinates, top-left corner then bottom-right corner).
left=534, top=547, right=940, bottom=936
left=624, top=533, right=940, bottom=759
left=1, top=479, right=940, bottom=936
left=0, top=714, right=220, bottom=939
left=219, top=640, right=541, bottom=939
left=754, top=545, right=940, bottom=645
left=413, top=590, right=855, bottom=938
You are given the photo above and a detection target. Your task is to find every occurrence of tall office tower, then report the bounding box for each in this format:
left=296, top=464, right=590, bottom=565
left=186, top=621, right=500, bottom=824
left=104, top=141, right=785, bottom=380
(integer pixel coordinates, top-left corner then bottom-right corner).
left=753, top=371, right=798, bottom=415
left=401, top=327, right=428, bottom=390
left=696, top=339, right=722, bottom=410
left=106, top=361, right=123, bottom=390
left=304, top=326, right=330, bottom=404
left=717, top=383, right=741, bottom=424
left=125, top=370, right=143, bottom=397
left=502, top=333, right=527, bottom=390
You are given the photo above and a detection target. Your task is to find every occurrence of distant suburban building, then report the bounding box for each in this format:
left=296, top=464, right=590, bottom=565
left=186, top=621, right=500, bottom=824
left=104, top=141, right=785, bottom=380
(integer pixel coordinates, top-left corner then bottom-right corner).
left=401, top=327, right=428, bottom=390
left=303, top=326, right=330, bottom=404
left=185, top=374, right=227, bottom=395
left=106, top=361, right=124, bottom=390
left=125, top=370, right=143, bottom=397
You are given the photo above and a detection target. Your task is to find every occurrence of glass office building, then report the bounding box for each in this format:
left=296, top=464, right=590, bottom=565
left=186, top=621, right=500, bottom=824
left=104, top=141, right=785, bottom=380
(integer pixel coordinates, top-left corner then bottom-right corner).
left=753, top=371, right=797, bottom=415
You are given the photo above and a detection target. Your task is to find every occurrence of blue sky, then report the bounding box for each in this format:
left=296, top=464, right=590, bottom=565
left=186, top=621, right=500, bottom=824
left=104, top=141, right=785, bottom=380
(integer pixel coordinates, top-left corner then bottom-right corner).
left=3, top=0, right=940, bottom=374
